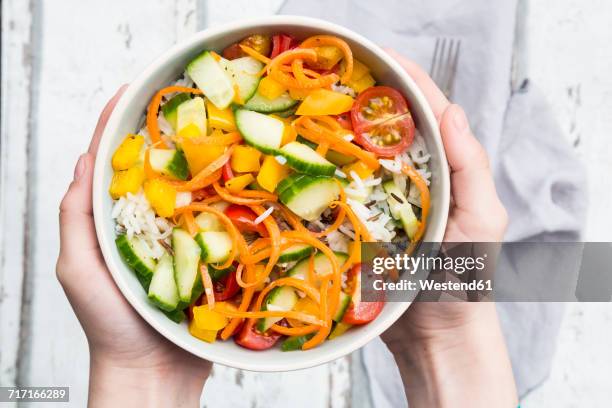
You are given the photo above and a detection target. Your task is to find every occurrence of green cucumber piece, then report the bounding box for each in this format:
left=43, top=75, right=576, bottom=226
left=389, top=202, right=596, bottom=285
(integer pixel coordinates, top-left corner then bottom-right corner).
left=163, top=309, right=186, bottom=324
left=235, top=108, right=284, bottom=154
left=244, top=91, right=298, bottom=113
left=172, top=228, right=202, bottom=303
left=194, top=212, right=225, bottom=232
left=219, top=56, right=264, bottom=102
left=382, top=180, right=419, bottom=239
left=275, top=105, right=298, bottom=118
left=257, top=286, right=298, bottom=332
left=275, top=173, right=305, bottom=196
left=278, top=175, right=340, bottom=221
left=277, top=244, right=313, bottom=263
left=147, top=253, right=180, bottom=312
left=281, top=334, right=315, bottom=351
left=148, top=148, right=189, bottom=180
left=287, top=251, right=349, bottom=280
left=116, top=234, right=156, bottom=290
left=195, top=231, right=232, bottom=264
left=208, top=264, right=235, bottom=282
left=333, top=291, right=351, bottom=322
left=176, top=96, right=207, bottom=135
left=187, top=51, right=235, bottom=109
left=161, top=93, right=191, bottom=130
left=328, top=322, right=352, bottom=340
left=278, top=142, right=336, bottom=177
left=326, top=150, right=356, bottom=166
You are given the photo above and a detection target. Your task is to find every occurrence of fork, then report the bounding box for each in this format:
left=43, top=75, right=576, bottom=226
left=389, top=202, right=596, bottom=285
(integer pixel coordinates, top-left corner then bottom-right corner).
left=429, top=38, right=461, bottom=98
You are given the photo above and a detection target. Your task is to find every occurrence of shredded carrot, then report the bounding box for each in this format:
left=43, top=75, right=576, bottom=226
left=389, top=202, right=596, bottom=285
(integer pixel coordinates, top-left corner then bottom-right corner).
left=236, top=189, right=278, bottom=201
left=303, top=275, right=332, bottom=349
left=300, top=35, right=353, bottom=84
left=402, top=164, right=430, bottom=243
left=200, top=264, right=215, bottom=310
left=221, top=263, right=255, bottom=339
left=146, top=86, right=202, bottom=144
left=268, top=48, right=339, bottom=89
left=280, top=63, right=321, bottom=78
left=183, top=210, right=198, bottom=237
left=249, top=205, right=281, bottom=287
left=213, top=182, right=273, bottom=205
left=176, top=131, right=242, bottom=146
left=307, top=252, right=317, bottom=285
left=239, top=44, right=272, bottom=64
left=217, top=309, right=324, bottom=326
left=255, top=277, right=322, bottom=307
left=271, top=324, right=319, bottom=336
left=315, top=141, right=330, bottom=156
left=314, top=181, right=346, bottom=238
left=173, top=146, right=233, bottom=192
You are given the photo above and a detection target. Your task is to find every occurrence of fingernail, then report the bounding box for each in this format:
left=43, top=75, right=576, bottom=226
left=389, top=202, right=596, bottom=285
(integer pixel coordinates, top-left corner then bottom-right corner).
left=74, top=154, right=87, bottom=181
left=451, top=104, right=468, bottom=132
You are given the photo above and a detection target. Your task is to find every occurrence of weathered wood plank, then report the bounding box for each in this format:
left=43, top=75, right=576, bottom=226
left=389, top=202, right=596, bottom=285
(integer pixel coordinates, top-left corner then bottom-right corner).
left=0, top=0, right=34, bottom=388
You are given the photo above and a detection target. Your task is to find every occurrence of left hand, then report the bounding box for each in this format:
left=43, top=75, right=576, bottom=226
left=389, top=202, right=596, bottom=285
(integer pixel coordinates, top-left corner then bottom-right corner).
left=57, top=86, right=210, bottom=407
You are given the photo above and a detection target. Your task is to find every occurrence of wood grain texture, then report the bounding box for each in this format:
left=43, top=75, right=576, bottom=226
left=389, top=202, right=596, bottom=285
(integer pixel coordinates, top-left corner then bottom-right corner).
left=0, top=0, right=34, bottom=388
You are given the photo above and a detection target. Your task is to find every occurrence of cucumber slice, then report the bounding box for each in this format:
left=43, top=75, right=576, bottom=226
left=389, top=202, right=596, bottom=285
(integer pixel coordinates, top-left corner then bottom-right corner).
left=235, top=109, right=284, bottom=154
left=257, top=286, right=298, bottom=332
left=195, top=231, right=232, bottom=264
left=208, top=264, right=235, bottom=282
left=281, top=334, right=314, bottom=351
left=116, top=234, right=156, bottom=290
left=279, top=142, right=336, bottom=177
left=176, top=96, right=207, bottom=136
left=172, top=228, right=202, bottom=303
left=219, top=56, right=264, bottom=102
left=287, top=251, right=349, bottom=280
left=244, top=91, right=298, bottom=113
left=275, top=173, right=305, bottom=196
left=149, top=148, right=189, bottom=180
left=326, top=150, right=356, bottom=166
left=163, top=309, right=186, bottom=324
left=161, top=93, right=191, bottom=130
left=382, top=180, right=419, bottom=239
left=328, top=322, right=352, bottom=340
left=148, top=253, right=179, bottom=312
left=194, top=212, right=225, bottom=232
left=278, top=244, right=313, bottom=263
left=187, top=51, right=235, bottom=109
left=278, top=175, right=340, bottom=221
left=333, top=291, right=351, bottom=322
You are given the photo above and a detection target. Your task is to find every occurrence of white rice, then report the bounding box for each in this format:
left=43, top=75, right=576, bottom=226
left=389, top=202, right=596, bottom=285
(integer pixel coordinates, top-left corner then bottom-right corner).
left=331, top=83, right=356, bottom=97
left=254, top=206, right=274, bottom=225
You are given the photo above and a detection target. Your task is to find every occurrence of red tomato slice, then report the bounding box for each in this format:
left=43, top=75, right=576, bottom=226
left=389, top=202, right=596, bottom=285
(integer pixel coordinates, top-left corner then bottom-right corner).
left=342, top=263, right=385, bottom=325
left=222, top=161, right=234, bottom=182
left=350, top=86, right=415, bottom=157
left=214, top=270, right=240, bottom=301
left=270, top=34, right=296, bottom=58
left=224, top=204, right=268, bottom=237
left=234, top=318, right=281, bottom=350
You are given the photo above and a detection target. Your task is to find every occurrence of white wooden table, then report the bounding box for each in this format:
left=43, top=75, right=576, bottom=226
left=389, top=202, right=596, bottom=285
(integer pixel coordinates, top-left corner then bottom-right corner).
left=1, top=0, right=611, bottom=406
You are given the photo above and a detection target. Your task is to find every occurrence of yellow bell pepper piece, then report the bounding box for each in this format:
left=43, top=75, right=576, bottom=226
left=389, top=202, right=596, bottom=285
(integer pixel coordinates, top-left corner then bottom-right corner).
left=252, top=264, right=267, bottom=291
left=286, top=297, right=320, bottom=327
left=343, top=160, right=375, bottom=180
left=258, top=76, right=287, bottom=100
left=296, top=89, right=354, bottom=116
left=177, top=123, right=202, bottom=139
left=188, top=319, right=218, bottom=343
left=288, top=87, right=312, bottom=100
left=328, top=322, right=352, bottom=340
left=340, top=58, right=369, bottom=81
left=314, top=46, right=343, bottom=69
left=112, top=134, right=144, bottom=171
left=257, top=155, right=291, bottom=193
left=225, top=174, right=254, bottom=194
left=109, top=167, right=144, bottom=199
left=206, top=99, right=236, bottom=132
left=144, top=178, right=176, bottom=217
left=193, top=305, right=229, bottom=331
left=230, top=145, right=261, bottom=173
left=182, top=137, right=225, bottom=176
left=348, top=73, right=376, bottom=94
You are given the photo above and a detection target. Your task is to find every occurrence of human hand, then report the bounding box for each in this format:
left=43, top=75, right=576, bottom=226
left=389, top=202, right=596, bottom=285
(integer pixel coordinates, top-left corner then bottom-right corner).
left=379, top=50, right=516, bottom=407
left=57, top=87, right=210, bottom=407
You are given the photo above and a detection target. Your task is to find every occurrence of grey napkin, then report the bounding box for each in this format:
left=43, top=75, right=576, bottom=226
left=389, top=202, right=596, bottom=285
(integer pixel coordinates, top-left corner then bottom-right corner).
left=279, top=0, right=587, bottom=406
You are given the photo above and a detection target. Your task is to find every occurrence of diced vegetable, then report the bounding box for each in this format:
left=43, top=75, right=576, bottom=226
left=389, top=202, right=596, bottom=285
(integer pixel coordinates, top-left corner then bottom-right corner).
left=288, top=87, right=311, bottom=100
left=313, top=45, right=343, bottom=69
left=195, top=212, right=225, bottom=232
left=278, top=141, right=336, bottom=177
left=282, top=334, right=314, bottom=351
left=144, top=179, right=176, bottom=218
left=116, top=234, right=157, bottom=290
left=161, top=93, right=191, bottom=130
left=277, top=244, right=313, bottom=263
left=109, top=167, right=144, bottom=199
left=225, top=174, right=254, bottom=194
left=326, top=150, right=356, bottom=166
left=187, top=51, right=235, bottom=109
left=218, top=56, right=264, bottom=102
left=188, top=319, right=218, bottom=343
left=287, top=251, right=349, bottom=280
left=333, top=291, right=351, bottom=322
left=206, top=100, right=236, bottom=131
left=112, top=134, right=144, bottom=171
left=257, top=76, right=287, bottom=100
left=193, top=304, right=229, bottom=330
left=148, top=148, right=189, bottom=180
left=382, top=180, right=419, bottom=239
left=177, top=97, right=207, bottom=138
left=278, top=174, right=341, bottom=221
left=164, top=309, right=187, bottom=324
left=182, top=137, right=225, bottom=176
left=235, top=109, right=285, bottom=154
left=230, top=145, right=261, bottom=173
left=148, top=253, right=180, bottom=312
left=340, top=58, right=369, bottom=81
left=195, top=231, right=233, bottom=264
left=172, top=229, right=202, bottom=303
left=296, top=89, right=354, bottom=116
left=343, top=160, right=375, bottom=180
left=243, top=91, right=298, bottom=113
left=257, top=286, right=298, bottom=332
left=257, top=155, right=291, bottom=193
left=328, top=322, right=352, bottom=339
left=347, top=73, right=375, bottom=94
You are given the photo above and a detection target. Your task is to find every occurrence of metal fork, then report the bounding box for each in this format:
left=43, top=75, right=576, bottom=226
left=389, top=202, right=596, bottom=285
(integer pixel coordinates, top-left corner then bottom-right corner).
left=429, top=38, right=461, bottom=98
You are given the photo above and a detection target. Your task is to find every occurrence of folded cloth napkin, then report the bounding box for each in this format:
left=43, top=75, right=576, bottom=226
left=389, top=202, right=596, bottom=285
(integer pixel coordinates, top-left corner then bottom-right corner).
left=280, top=0, right=587, bottom=406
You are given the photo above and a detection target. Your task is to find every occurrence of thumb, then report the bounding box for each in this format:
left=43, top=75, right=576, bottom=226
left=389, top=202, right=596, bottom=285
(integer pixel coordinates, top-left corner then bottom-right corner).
left=440, top=104, right=504, bottom=217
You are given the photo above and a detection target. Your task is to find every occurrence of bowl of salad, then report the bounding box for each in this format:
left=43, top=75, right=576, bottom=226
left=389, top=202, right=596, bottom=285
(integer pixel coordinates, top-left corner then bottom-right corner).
left=93, top=15, right=450, bottom=371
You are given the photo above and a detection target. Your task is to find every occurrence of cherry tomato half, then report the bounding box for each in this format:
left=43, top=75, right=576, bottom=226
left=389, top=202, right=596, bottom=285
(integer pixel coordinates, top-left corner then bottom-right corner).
left=224, top=204, right=268, bottom=237
left=342, top=263, right=385, bottom=325
left=350, top=86, right=415, bottom=157
left=235, top=318, right=281, bottom=350
left=270, top=34, right=296, bottom=58
left=214, top=269, right=240, bottom=301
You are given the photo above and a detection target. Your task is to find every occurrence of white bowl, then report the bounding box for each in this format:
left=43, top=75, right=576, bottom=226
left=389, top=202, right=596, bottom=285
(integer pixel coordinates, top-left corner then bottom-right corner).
left=93, top=15, right=450, bottom=372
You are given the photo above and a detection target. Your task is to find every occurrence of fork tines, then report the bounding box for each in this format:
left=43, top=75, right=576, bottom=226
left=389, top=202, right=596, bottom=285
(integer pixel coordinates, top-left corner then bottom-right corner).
left=430, top=38, right=461, bottom=98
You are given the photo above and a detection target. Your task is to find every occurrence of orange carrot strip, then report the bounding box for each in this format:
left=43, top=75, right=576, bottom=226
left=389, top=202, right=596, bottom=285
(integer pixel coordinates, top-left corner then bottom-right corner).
left=239, top=44, right=271, bottom=64
left=314, top=181, right=346, bottom=238
left=173, top=145, right=233, bottom=192
left=271, top=324, right=319, bottom=336
left=236, top=190, right=278, bottom=201
left=183, top=210, right=198, bottom=237
left=147, top=86, right=202, bottom=144
left=200, top=264, right=215, bottom=310
left=221, top=263, right=256, bottom=339
left=303, top=275, right=332, bottom=349
left=300, top=35, right=353, bottom=84
left=402, top=164, right=430, bottom=243
left=216, top=309, right=323, bottom=326
left=268, top=48, right=339, bottom=89
left=176, top=132, right=242, bottom=146
left=213, top=182, right=273, bottom=205
left=249, top=205, right=281, bottom=287
left=315, top=141, right=330, bottom=156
